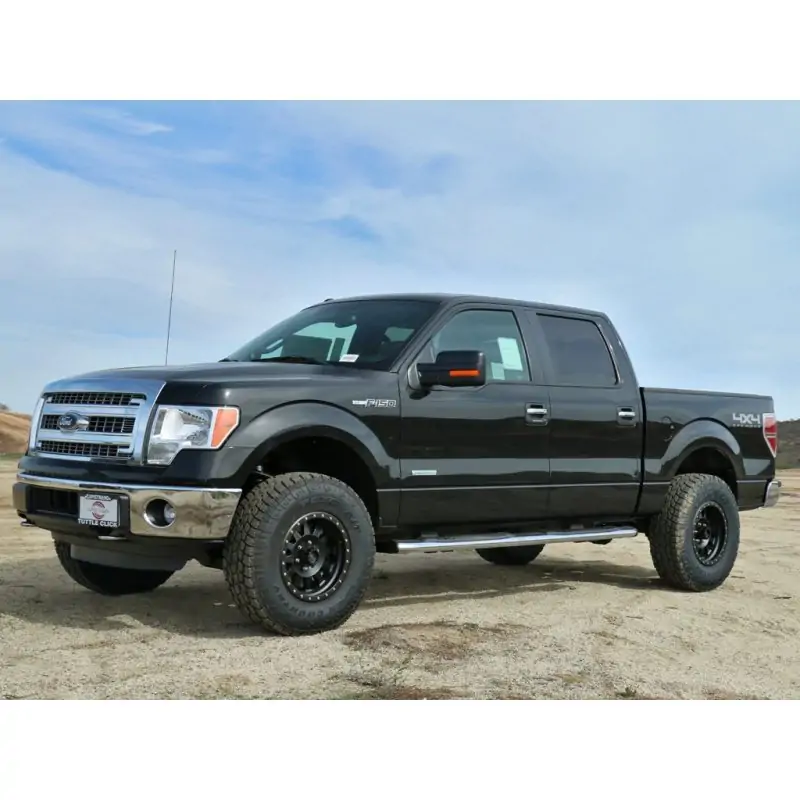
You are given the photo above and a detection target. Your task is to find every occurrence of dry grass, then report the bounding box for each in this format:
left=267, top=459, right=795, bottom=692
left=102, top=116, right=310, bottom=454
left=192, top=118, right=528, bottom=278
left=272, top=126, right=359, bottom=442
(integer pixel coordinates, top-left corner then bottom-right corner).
left=2, top=461, right=800, bottom=700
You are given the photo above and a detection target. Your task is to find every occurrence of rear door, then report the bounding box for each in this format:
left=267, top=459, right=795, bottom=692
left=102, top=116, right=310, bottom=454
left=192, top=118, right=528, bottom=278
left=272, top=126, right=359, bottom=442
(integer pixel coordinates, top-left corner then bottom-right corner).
left=525, top=310, right=643, bottom=519
left=397, top=302, right=551, bottom=527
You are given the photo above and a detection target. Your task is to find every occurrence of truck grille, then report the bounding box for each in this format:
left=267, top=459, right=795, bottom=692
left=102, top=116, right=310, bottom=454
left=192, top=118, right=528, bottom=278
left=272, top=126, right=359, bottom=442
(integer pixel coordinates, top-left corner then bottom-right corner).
left=46, top=392, right=143, bottom=407
left=28, top=380, right=165, bottom=464
left=29, top=487, right=79, bottom=517
left=38, top=441, right=122, bottom=459
left=40, top=415, right=136, bottom=435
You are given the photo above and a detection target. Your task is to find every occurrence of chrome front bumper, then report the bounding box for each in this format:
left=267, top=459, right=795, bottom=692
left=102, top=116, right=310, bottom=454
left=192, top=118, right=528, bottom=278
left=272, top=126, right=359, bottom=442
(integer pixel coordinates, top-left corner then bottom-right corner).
left=764, top=478, right=782, bottom=508
left=13, top=472, right=241, bottom=540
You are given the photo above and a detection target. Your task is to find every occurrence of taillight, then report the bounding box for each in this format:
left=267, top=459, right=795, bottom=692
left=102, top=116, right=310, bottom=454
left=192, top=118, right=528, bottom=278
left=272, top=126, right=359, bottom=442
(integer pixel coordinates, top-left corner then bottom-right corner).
left=763, top=412, right=778, bottom=457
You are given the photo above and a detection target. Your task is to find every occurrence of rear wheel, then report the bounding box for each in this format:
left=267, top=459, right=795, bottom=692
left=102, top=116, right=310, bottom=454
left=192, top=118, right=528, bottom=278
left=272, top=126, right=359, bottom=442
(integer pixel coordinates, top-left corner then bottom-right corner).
left=648, top=473, right=740, bottom=592
left=223, top=472, right=375, bottom=636
left=476, top=544, right=545, bottom=566
left=54, top=541, right=174, bottom=595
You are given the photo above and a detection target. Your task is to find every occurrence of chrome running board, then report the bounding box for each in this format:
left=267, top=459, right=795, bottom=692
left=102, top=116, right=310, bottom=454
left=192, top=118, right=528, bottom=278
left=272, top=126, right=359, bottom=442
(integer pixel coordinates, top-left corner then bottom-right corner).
left=392, top=526, right=638, bottom=553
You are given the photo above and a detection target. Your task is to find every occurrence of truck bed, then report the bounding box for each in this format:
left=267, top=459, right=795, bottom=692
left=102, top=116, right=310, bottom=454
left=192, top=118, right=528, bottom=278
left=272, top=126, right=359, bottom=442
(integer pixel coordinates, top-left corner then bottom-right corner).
left=639, top=386, right=776, bottom=513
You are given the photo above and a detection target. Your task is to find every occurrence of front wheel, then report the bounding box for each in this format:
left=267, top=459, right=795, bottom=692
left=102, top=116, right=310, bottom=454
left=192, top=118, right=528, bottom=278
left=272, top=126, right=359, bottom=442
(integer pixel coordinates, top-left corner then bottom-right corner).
left=223, top=472, right=376, bottom=636
left=648, top=473, right=740, bottom=592
left=54, top=541, right=174, bottom=595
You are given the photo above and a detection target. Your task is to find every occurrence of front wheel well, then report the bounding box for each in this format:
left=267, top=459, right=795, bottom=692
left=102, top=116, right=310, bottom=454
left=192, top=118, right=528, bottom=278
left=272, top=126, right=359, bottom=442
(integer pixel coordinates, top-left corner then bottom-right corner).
left=674, top=447, right=738, bottom=499
left=247, top=436, right=379, bottom=526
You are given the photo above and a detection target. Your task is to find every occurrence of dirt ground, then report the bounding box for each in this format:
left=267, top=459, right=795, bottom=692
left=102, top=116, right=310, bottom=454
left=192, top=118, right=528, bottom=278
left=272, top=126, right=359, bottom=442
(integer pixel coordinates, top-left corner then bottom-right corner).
left=2, top=459, right=799, bottom=700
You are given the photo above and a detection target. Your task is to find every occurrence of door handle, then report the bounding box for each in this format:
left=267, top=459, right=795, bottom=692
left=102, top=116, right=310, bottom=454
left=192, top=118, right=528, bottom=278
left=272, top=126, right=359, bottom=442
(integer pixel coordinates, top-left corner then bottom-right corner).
left=617, top=407, right=637, bottom=424
left=525, top=403, right=549, bottom=425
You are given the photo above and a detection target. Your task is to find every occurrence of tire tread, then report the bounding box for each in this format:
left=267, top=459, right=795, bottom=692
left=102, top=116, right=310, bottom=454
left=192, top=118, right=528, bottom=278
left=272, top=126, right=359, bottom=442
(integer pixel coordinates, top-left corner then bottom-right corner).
left=54, top=541, right=174, bottom=595
left=648, top=473, right=738, bottom=592
left=476, top=545, right=545, bottom=566
left=223, top=472, right=374, bottom=636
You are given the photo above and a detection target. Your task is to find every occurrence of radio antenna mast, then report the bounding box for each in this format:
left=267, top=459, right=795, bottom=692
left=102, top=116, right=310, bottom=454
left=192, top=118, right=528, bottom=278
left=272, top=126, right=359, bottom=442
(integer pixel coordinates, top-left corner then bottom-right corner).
left=164, top=249, right=177, bottom=365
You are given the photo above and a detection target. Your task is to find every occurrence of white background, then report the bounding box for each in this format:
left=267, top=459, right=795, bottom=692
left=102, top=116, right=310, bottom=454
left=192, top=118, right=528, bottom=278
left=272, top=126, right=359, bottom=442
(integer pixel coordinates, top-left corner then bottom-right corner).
left=1, top=0, right=798, bottom=796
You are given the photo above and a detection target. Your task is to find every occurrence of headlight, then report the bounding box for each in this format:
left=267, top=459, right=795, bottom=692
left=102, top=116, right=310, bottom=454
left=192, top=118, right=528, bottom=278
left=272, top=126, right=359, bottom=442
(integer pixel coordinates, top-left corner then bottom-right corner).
left=145, top=405, right=240, bottom=466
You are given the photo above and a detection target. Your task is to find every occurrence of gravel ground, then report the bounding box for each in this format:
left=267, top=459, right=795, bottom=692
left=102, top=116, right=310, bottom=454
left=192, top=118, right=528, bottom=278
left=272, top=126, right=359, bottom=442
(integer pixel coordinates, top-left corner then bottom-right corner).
left=2, top=460, right=799, bottom=700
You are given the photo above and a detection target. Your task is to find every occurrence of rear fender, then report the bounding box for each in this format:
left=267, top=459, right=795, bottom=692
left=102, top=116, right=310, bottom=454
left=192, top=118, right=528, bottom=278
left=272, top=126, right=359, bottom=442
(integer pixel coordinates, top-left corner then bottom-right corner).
left=660, top=419, right=745, bottom=482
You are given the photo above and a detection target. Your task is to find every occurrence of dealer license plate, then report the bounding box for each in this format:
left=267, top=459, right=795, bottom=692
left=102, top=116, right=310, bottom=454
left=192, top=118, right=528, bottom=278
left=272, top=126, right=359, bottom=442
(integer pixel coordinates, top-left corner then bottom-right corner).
left=78, top=493, right=120, bottom=528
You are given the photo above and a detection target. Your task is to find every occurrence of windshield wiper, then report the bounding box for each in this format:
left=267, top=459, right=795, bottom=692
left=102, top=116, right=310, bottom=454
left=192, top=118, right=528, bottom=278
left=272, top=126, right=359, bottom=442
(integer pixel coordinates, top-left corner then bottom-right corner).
left=258, top=355, right=326, bottom=365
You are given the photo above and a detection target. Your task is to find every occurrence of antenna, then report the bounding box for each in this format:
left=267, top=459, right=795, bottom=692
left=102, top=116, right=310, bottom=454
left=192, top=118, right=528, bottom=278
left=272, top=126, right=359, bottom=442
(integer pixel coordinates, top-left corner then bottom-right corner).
left=164, top=249, right=177, bottom=365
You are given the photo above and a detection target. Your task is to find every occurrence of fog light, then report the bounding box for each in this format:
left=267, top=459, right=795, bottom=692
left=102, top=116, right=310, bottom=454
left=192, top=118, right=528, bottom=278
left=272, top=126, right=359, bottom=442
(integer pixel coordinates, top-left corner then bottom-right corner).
left=144, top=499, right=177, bottom=528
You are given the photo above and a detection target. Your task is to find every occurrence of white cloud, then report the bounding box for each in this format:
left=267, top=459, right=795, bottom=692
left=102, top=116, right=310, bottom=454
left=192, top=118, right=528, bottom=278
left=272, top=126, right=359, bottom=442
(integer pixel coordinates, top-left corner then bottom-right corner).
left=83, top=106, right=174, bottom=136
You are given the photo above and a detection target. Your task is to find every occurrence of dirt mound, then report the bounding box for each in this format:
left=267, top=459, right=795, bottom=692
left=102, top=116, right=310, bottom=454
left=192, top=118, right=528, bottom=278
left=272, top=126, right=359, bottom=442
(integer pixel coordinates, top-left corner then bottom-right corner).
left=0, top=411, right=30, bottom=455
left=777, top=419, right=800, bottom=470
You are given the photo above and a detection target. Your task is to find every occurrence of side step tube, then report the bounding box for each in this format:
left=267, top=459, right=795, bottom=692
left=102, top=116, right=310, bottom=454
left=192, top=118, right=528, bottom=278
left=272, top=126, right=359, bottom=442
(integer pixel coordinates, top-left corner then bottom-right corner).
left=392, top=526, right=638, bottom=553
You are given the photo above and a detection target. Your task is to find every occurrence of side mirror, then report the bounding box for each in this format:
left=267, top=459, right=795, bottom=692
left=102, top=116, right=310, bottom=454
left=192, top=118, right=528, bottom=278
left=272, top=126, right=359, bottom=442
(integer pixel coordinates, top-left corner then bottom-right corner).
left=416, top=350, right=486, bottom=389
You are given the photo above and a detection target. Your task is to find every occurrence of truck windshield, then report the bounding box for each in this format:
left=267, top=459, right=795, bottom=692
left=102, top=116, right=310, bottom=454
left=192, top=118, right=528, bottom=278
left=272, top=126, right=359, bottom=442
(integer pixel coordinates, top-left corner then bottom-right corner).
left=224, top=298, right=441, bottom=371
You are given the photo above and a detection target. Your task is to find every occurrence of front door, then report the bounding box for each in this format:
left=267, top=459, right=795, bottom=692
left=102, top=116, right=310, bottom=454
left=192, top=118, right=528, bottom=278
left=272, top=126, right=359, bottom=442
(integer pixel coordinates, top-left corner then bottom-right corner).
left=397, top=304, right=551, bottom=528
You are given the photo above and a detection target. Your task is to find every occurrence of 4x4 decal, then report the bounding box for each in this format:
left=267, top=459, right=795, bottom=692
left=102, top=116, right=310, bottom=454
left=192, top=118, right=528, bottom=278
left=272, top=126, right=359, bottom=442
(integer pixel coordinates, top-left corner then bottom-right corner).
left=731, top=412, right=761, bottom=427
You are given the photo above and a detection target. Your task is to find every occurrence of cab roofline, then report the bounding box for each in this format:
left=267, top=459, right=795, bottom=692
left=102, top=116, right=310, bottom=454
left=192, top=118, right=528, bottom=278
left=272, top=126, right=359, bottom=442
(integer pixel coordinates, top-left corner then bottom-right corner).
left=305, top=292, right=608, bottom=320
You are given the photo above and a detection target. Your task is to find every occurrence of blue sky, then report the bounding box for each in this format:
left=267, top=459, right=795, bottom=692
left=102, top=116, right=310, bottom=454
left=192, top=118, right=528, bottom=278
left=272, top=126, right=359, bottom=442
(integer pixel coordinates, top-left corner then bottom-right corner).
left=0, top=101, right=798, bottom=417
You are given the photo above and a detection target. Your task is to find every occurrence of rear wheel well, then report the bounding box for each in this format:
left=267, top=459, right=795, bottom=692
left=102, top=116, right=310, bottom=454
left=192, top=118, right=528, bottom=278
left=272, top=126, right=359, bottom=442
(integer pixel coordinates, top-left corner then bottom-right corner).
left=248, top=436, right=379, bottom=526
left=674, top=447, right=738, bottom=499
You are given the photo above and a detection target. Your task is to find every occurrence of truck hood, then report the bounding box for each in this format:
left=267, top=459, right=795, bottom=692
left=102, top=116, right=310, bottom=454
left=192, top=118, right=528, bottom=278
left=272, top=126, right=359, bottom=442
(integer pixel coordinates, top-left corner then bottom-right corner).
left=42, top=361, right=400, bottom=420
left=47, top=360, right=379, bottom=389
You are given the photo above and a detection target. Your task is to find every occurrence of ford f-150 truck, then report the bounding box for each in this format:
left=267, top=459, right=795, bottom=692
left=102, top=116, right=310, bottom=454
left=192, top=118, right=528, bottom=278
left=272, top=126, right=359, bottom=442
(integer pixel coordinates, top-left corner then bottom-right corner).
left=11, top=293, right=781, bottom=636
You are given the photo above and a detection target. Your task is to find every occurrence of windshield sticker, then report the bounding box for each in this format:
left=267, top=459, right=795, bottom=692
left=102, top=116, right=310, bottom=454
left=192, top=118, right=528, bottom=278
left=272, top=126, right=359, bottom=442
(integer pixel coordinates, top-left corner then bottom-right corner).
left=340, top=354, right=359, bottom=362
left=490, top=362, right=506, bottom=380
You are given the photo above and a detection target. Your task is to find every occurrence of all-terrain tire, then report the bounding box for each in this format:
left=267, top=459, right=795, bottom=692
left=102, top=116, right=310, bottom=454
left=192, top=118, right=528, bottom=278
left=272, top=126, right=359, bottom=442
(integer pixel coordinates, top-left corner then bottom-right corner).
left=648, top=473, right=740, bottom=592
left=223, top=472, right=376, bottom=636
left=475, top=544, right=545, bottom=566
left=54, top=541, right=174, bottom=595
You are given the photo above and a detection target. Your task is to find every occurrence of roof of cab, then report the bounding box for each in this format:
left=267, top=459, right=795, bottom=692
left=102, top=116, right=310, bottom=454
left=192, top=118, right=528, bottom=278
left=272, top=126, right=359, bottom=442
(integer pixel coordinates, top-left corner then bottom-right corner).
left=313, top=292, right=608, bottom=320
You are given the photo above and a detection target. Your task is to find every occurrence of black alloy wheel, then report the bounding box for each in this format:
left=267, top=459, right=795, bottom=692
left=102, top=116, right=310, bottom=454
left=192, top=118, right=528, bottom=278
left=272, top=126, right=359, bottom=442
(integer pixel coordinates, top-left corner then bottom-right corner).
left=691, top=502, right=728, bottom=567
left=280, top=511, right=351, bottom=602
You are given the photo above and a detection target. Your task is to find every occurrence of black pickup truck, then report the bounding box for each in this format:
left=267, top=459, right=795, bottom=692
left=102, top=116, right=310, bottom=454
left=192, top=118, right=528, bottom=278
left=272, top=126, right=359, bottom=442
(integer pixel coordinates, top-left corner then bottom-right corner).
left=12, top=293, right=781, bottom=635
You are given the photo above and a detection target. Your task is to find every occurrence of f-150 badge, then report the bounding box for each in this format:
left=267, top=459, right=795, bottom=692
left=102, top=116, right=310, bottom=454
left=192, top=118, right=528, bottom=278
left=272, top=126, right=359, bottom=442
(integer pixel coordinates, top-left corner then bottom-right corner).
left=352, top=399, right=397, bottom=408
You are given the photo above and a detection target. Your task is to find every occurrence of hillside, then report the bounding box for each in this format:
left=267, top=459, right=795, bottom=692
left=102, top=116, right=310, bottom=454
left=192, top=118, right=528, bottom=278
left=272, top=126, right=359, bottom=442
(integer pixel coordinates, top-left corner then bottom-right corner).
left=1, top=408, right=799, bottom=468
left=0, top=410, right=30, bottom=455
left=776, top=419, right=800, bottom=470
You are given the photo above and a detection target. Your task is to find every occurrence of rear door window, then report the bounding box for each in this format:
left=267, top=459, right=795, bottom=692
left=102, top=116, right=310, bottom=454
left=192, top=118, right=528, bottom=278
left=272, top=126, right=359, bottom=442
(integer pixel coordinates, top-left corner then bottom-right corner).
left=537, top=314, right=618, bottom=387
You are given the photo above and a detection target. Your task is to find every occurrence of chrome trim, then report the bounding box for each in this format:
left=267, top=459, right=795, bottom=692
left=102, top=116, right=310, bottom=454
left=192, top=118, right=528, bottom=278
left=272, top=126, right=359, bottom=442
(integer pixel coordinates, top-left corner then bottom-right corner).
left=30, top=377, right=166, bottom=465
left=27, top=397, right=44, bottom=453
left=37, top=430, right=136, bottom=445
left=15, top=472, right=241, bottom=540
left=392, top=525, right=638, bottom=552
left=764, top=479, right=781, bottom=509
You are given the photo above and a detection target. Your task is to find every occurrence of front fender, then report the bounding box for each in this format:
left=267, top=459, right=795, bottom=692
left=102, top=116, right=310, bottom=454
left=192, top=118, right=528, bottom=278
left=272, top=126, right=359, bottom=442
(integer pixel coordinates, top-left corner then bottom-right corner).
left=659, top=418, right=745, bottom=482
left=230, top=402, right=398, bottom=489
